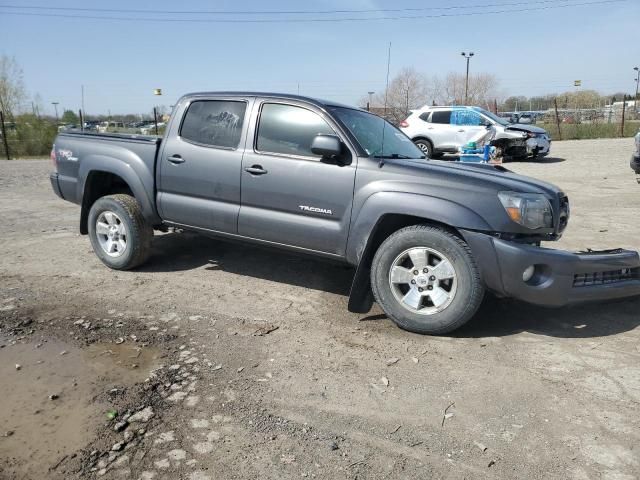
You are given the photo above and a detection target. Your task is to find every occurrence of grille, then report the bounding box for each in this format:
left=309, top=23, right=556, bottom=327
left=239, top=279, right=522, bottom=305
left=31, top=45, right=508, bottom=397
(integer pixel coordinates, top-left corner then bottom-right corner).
left=573, top=268, right=640, bottom=287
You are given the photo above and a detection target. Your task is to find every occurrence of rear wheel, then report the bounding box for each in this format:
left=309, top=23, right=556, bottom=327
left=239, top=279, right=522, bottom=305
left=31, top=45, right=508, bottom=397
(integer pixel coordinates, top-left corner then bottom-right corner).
left=413, top=139, right=434, bottom=158
left=370, top=225, right=484, bottom=335
left=88, top=194, right=152, bottom=270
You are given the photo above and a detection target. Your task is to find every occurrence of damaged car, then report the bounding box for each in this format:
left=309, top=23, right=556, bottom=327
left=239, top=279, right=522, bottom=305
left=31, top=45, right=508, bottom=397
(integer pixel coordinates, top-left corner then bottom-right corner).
left=631, top=129, right=640, bottom=181
left=400, top=105, right=551, bottom=160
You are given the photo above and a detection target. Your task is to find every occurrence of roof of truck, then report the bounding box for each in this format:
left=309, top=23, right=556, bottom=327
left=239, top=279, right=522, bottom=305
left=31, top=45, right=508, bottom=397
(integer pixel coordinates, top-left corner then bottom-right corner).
left=181, top=91, right=359, bottom=111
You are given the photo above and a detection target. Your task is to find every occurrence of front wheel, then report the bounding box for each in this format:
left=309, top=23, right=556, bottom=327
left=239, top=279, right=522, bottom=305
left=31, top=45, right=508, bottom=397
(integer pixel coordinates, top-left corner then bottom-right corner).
left=370, top=225, right=484, bottom=335
left=88, top=194, right=152, bottom=270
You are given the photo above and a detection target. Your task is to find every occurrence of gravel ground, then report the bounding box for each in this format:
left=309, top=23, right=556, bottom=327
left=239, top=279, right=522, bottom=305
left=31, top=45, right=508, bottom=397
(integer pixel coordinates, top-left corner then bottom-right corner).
left=0, top=137, right=639, bottom=480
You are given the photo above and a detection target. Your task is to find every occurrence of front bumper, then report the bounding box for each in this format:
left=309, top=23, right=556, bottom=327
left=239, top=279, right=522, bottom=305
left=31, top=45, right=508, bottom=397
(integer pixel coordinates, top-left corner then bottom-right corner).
left=462, top=230, right=640, bottom=307
left=526, top=136, right=551, bottom=156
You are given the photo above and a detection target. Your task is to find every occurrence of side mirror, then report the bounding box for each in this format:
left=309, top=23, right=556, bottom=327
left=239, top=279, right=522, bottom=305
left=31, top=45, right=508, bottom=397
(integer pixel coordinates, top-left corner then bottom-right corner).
left=311, top=134, right=342, bottom=158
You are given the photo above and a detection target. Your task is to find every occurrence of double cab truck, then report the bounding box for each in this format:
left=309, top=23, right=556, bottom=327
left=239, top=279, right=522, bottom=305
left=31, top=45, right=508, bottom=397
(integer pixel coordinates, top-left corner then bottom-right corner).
left=50, top=92, right=640, bottom=335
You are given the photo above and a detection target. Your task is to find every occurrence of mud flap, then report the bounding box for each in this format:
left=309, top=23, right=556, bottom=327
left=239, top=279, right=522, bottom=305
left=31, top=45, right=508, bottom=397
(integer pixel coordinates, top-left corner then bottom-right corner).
left=347, top=261, right=374, bottom=314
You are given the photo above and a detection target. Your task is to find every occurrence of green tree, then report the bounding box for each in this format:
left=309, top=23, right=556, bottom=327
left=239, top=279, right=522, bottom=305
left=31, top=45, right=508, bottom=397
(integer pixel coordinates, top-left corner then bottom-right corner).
left=0, top=55, right=26, bottom=118
left=61, top=109, right=79, bottom=125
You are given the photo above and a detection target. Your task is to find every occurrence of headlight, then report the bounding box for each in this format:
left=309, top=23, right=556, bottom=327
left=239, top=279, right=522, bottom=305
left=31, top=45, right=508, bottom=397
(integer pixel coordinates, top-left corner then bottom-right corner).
left=498, top=192, right=553, bottom=229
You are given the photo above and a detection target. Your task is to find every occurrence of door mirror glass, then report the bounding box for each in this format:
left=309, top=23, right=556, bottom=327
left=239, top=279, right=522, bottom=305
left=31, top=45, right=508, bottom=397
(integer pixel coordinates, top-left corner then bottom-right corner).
left=310, top=134, right=342, bottom=158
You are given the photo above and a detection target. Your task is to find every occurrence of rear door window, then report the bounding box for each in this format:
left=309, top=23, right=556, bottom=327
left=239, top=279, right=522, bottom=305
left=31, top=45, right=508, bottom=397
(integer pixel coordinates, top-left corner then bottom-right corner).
left=180, top=100, right=246, bottom=149
left=430, top=110, right=451, bottom=124
left=256, top=103, right=334, bottom=158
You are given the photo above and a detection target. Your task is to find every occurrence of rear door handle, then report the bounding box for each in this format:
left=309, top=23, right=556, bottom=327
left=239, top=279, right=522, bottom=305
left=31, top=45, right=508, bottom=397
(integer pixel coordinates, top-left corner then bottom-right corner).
left=168, top=154, right=185, bottom=164
left=245, top=165, right=268, bottom=175
left=457, top=129, right=465, bottom=132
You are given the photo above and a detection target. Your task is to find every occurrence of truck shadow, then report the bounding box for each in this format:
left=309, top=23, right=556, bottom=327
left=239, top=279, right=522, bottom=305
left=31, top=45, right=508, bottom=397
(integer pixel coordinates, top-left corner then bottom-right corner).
left=140, top=231, right=354, bottom=295
left=453, top=294, right=640, bottom=339
left=142, top=232, right=639, bottom=339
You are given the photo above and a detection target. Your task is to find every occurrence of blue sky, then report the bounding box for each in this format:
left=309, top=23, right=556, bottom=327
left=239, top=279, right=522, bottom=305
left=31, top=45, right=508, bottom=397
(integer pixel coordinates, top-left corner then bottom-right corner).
left=1, top=0, right=639, bottom=116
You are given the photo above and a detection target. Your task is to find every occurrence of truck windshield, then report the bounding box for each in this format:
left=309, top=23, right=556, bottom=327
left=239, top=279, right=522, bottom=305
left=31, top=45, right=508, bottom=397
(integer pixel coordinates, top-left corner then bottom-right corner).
left=330, top=107, right=425, bottom=159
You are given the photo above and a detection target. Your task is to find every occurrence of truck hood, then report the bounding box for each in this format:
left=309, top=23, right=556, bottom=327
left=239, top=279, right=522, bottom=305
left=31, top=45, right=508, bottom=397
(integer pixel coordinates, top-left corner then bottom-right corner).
left=504, top=124, right=548, bottom=135
left=376, top=157, right=567, bottom=237
left=400, top=158, right=562, bottom=197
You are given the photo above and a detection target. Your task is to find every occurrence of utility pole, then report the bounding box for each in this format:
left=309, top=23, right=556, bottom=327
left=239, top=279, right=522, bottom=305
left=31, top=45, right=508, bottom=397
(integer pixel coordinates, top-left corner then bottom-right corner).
left=461, top=52, right=474, bottom=105
left=367, top=91, right=374, bottom=112
left=51, top=102, right=59, bottom=125
left=634, top=67, right=639, bottom=111
left=81, top=85, right=85, bottom=125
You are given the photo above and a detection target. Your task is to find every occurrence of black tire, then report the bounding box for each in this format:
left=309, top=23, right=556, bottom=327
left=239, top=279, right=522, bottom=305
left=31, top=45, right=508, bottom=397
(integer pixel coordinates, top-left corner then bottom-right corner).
left=88, top=194, right=152, bottom=270
left=370, top=225, right=484, bottom=335
left=413, top=139, right=434, bottom=158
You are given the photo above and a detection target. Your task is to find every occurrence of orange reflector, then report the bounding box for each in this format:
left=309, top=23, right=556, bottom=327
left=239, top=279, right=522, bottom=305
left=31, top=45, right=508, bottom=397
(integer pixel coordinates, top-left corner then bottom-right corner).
left=505, top=207, right=521, bottom=223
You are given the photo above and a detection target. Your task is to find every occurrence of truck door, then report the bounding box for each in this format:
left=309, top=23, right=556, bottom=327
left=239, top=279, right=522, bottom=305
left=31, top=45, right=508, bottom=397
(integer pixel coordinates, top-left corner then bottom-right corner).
left=157, top=98, right=252, bottom=232
left=238, top=100, right=356, bottom=256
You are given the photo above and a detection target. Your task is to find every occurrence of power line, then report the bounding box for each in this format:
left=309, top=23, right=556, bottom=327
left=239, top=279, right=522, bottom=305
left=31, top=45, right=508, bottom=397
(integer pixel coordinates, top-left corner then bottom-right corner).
left=0, top=0, right=627, bottom=23
left=0, top=0, right=588, bottom=15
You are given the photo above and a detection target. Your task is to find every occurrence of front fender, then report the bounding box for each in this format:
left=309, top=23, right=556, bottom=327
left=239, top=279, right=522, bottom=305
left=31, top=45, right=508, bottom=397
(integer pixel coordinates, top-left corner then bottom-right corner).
left=345, top=191, right=492, bottom=265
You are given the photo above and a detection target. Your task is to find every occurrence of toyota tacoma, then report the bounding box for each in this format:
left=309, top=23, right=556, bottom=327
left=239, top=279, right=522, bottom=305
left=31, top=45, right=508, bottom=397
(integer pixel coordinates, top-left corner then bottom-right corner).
left=49, top=92, right=640, bottom=334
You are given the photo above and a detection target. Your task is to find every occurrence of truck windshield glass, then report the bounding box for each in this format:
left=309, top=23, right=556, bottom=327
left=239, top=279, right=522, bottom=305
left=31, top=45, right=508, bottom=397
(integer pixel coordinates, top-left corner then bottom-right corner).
left=330, top=107, right=424, bottom=159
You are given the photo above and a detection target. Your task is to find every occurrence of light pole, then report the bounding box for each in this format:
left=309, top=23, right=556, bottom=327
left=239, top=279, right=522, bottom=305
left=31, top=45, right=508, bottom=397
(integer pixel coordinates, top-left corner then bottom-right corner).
left=153, top=88, right=162, bottom=135
left=461, top=52, right=474, bottom=105
left=634, top=67, right=639, bottom=111
left=367, top=91, right=375, bottom=111
left=51, top=102, right=59, bottom=125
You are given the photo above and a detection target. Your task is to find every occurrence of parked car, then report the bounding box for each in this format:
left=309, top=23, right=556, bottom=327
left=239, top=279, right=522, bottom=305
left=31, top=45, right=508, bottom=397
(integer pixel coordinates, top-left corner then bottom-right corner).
left=97, top=121, right=126, bottom=133
left=140, top=122, right=165, bottom=135
left=49, top=92, right=640, bottom=335
left=515, top=112, right=534, bottom=124
left=631, top=130, right=640, bottom=180
left=400, top=106, right=551, bottom=160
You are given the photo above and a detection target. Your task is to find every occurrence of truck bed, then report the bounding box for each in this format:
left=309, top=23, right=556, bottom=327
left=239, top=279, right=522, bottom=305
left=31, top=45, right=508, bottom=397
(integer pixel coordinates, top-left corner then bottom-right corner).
left=51, top=131, right=162, bottom=211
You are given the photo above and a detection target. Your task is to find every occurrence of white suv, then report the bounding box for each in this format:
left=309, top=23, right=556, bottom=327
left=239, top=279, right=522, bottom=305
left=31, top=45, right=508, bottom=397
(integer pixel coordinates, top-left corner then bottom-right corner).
left=399, top=106, right=551, bottom=160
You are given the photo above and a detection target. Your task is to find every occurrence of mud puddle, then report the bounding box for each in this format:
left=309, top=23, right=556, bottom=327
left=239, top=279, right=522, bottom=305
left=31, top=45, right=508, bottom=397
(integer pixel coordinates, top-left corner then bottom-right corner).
left=0, top=334, right=162, bottom=479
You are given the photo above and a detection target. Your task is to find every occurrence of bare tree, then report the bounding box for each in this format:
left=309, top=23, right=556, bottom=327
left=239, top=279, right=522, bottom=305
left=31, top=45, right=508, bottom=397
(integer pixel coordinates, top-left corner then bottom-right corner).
left=373, top=67, right=431, bottom=124
left=432, top=72, right=500, bottom=108
left=0, top=55, right=26, bottom=118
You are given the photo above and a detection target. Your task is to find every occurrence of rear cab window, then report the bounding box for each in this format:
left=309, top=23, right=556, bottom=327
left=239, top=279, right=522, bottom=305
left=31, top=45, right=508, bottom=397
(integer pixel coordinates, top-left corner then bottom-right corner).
left=180, top=100, right=247, bottom=149
left=255, top=103, right=334, bottom=158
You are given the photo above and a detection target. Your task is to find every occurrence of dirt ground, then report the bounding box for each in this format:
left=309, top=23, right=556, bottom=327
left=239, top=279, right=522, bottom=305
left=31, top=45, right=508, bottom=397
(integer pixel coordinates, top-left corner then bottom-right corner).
left=1, top=137, right=639, bottom=480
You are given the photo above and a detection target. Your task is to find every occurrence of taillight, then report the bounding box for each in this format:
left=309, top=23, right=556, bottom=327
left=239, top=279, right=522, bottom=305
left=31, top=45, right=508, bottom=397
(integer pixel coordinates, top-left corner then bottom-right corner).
left=50, top=145, right=57, bottom=170
left=400, top=120, right=409, bottom=128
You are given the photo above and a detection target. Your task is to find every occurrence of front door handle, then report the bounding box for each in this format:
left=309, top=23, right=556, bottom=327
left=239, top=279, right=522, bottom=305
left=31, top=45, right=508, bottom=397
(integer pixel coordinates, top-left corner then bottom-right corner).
left=457, top=129, right=465, bottom=133
left=168, top=154, right=185, bottom=164
left=245, top=165, right=268, bottom=175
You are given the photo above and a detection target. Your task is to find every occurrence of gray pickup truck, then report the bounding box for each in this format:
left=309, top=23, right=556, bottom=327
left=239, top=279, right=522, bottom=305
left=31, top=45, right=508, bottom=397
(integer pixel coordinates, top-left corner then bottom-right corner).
left=50, top=92, right=640, bottom=334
